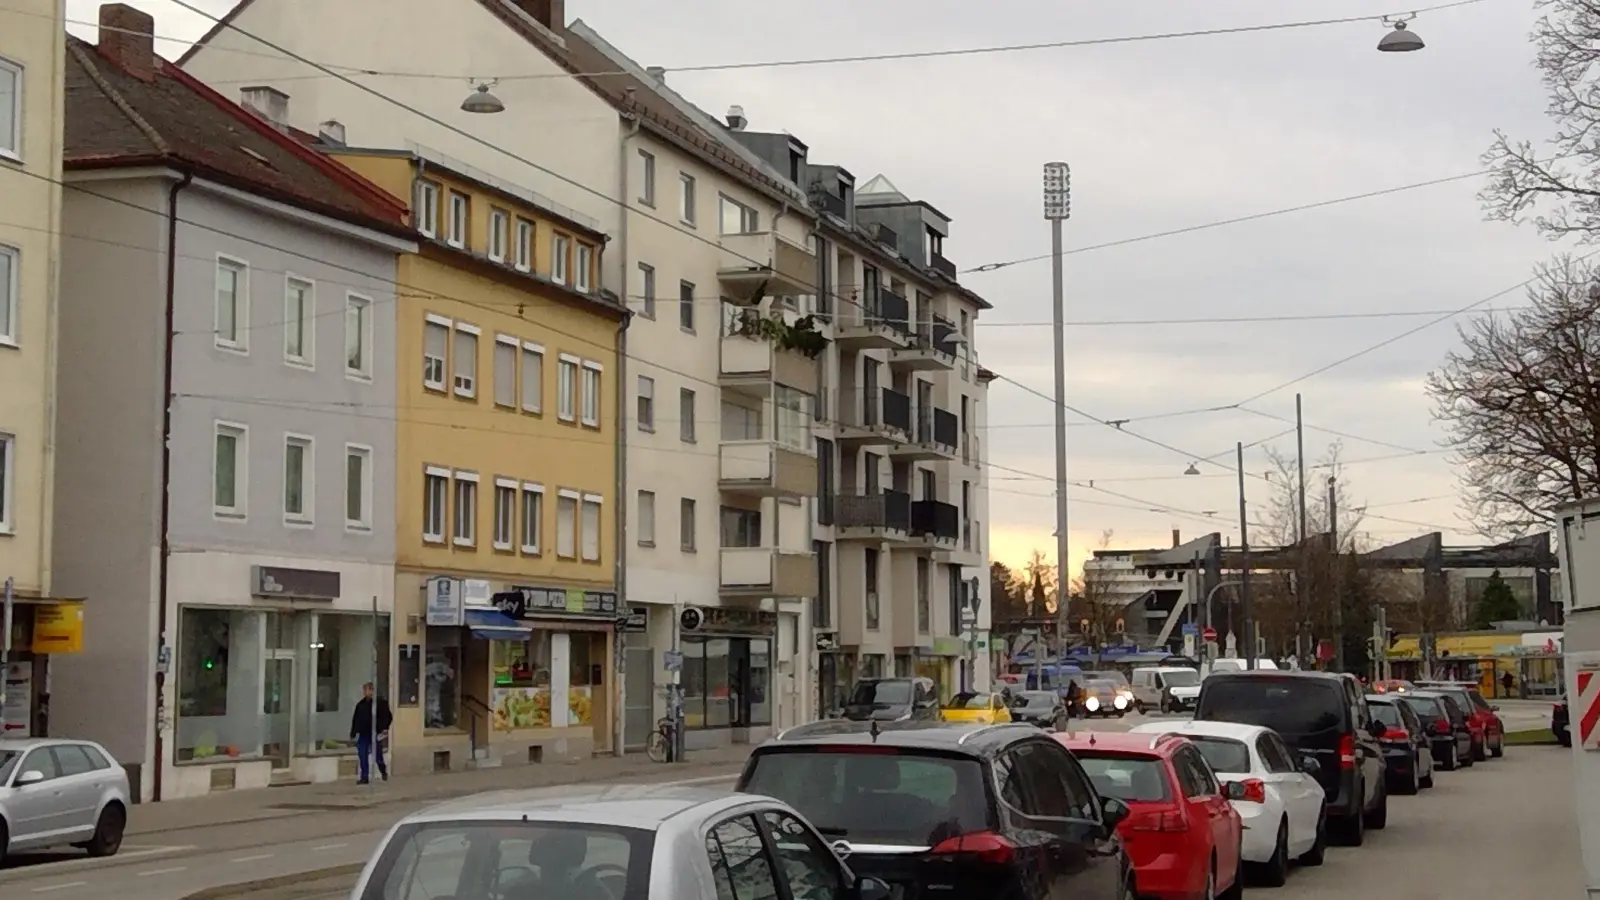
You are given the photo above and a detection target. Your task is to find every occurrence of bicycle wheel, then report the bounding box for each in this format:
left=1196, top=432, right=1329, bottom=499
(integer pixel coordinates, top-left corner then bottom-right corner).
left=646, top=729, right=669, bottom=763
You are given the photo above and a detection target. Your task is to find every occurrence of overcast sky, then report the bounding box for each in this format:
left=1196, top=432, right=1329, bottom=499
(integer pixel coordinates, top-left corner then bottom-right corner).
left=62, top=0, right=1559, bottom=574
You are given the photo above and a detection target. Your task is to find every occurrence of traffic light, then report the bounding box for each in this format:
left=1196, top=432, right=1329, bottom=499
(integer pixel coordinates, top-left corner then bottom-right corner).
left=1387, top=628, right=1399, bottom=648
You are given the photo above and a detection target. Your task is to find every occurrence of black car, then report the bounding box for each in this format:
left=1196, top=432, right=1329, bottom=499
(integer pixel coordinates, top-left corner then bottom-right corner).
left=1404, top=690, right=1474, bottom=770
left=737, top=720, right=1134, bottom=900
left=841, top=677, right=941, bottom=722
left=1194, top=670, right=1387, bottom=846
left=1554, top=696, right=1570, bottom=747
left=1009, top=690, right=1069, bottom=731
left=1366, top=694, right=1434, bottom=794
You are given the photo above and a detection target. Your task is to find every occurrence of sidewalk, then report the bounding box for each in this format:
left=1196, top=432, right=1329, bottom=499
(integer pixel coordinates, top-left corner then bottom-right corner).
left=130, top=745, right=753, bottom=837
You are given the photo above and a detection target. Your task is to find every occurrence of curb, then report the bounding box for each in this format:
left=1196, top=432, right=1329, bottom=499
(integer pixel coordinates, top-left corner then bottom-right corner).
left=180, top=863, right=366, bottom=900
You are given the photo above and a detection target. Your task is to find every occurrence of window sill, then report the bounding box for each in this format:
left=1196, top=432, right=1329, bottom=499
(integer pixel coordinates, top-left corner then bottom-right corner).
left=284, top=357, right=314, bottom=371
left=492, top=542, right=514, bottom=553
left=214, top=342, right=250, bottom=356
left=521, top=407, right=543, bottom=416
left=638, top=424, right=655, bottom=433
left=346, top=522, right=372, bottom=534
left=0, top=336, right=15, bottom=350
left=346, top=370, right=374, bottom=384
left=0, top=526, right=13, bottom=537
left=680, top=219, right=697, bottom=229
left=423, top=534, right=446, bottom=545
left=680, top=437, right=697, bottom=445
left=638, top=540, right=655, bottom=548
left=453, top=538, right=476, bottom=548
left=520, top=546, right=541, bottom=556
left=0, top=149, right=20, bottom=166
left=557, top=415, right=577, bottom=425
left=639, top=198, right=655, bottom=209
left=494, top=401, right=516, bottom=410
left=581, top=419, right=600, bottom=430
left=284, top=516, right=315, bottom=530
left=213, top=510, right=246, bottom=521
left=681, top=546, right=697, bottom=554
left=453, top=389, right=476, bottom=401
left=423, top=382, right=447, bottom=394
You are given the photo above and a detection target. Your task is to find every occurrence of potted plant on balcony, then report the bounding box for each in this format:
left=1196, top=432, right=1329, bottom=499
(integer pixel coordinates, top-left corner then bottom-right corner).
left=775, top=314, right=829, bottom=360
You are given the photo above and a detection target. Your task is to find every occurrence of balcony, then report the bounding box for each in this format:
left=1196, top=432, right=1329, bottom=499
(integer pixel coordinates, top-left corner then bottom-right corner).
left=719, top=441, right=816, bottom=499
left=831, top=386, right=911, bottom=446
left=888, top=316, right=959, bottom=371
left=812, top=189, right=848, bottom=219
left=720, top=547, right=819, bottom=598
left=719, top=308, right=821, bottom=396
left=930, top=251, right=958, bottom=280
left=890, top=405, right=958, bottom=462
left=835, top=489, right=912, bottom=542
left=835, top=286, right=911, bottom=351
left=719, top=231, right=817, bottom=300
left=904, top=500, right=960, bottom=552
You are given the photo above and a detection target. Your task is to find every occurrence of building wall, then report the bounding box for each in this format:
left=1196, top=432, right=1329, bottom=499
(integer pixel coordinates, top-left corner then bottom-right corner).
left=0, top=0, right=64, bottom=597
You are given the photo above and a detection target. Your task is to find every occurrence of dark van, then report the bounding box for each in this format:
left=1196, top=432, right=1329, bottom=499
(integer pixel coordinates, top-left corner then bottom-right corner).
left=841, top=677, right=940, bottom=722
left=1194, top=670, right=1387, bottom=846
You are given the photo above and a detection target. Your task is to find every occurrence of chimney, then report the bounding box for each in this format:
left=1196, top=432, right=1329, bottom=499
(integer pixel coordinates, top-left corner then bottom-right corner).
left=239, top=86, right=290, bottom=129
left=645, top=66, right=666, bottom=83
left=514, top=0, right=564, bottom=31
left=97, top=3, right=156, bottom=83
left=317, top=120, right=346, bottom=145
left=1172, top=529, right=1181, bottom=548
left=725, top=105, right=747, bottom=131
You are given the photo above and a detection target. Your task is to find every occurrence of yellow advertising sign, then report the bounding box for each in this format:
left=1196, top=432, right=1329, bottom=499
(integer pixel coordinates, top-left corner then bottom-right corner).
left=31, top=602, right=84, bottom=654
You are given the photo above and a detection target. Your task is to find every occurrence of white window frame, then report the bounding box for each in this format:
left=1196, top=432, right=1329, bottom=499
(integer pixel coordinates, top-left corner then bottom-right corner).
left=551, top=234, right=570, bottom=285
left=345, top=293, right=373, bottom=380
left=557, top=354, right=579, bottom=422
left=0, top=244, right=17, bottom=348
left=0, top=58, right=20, bottom=162
left=344, top=443, right=373, bottom=532
left=452, top=321, right=480, bottom=398
left=422, top=464, right=449, bottom=543
left=556, top=488, right=580, bottom=559
left=213, top=421, right=249, bottom=519
left=514, top=218, right=534, bottom=272
left=637, top=262, right=655, bottom=319
left=488, top=208, right=509, bottom=262
left=0, top=431, right=13, bottom=533
left=580, top=359, right=602, bottom=428
left=636, top=375, right=655, bottom=431
left=581, top=493, right=603, bottom=562
left=520, top=481, right=544, bottom=554
left=638, top=149, right=655, bottom=205
left=446, top=190, right=469, bottom=249
left=423, top=312, right=451, bottom=391
left=283, top=433, right=314, bottom=527
left=493, top=334, right=519, bottom=408
left=214, top=255, right=249, bottom=353
left=575, top=244, right=593, bottom=293
left=414, top=179, right=440, bottom=238
left=636, top=489, right=655, bottom=547
left=283, top=276, right=314, bottom=368
left=679, top=173, right=696, bottom=225
left=452, top=469, right=479, bottom=547
left=492, top=476, right=518, bottom=550
left=680, top=497, right=697, bottom=552
left=521, top=341, right=544, bottom=413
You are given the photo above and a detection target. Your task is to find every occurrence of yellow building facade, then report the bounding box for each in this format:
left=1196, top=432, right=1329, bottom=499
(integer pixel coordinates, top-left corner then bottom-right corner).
left=333, top=149, right=623, bottom=773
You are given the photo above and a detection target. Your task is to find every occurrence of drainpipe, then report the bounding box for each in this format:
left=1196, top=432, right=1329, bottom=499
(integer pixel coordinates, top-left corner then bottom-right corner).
left=153, top=171, right=193, bottom=803
left=614, top=115, right=641, bottom=757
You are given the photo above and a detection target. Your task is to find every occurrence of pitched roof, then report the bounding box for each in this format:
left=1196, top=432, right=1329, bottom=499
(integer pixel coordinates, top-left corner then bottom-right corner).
left=65, top=36, right=408, bottom=234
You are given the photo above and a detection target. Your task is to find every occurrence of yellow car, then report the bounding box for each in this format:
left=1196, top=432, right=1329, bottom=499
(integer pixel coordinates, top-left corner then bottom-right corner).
left=939, top=691, right=1013, bottom=724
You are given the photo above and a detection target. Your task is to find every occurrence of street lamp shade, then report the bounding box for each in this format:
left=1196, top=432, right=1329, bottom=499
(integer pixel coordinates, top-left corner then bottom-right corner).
left=1377, top=20, right=1424, bottom=52
left=1043, top=161, right=1071, bottom=220
left=462, top=82, right=506, bottom=114
left=1184, top=463, right=1201, bottom=476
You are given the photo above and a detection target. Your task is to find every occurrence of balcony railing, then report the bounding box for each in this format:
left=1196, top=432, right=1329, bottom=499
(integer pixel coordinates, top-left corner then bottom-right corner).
left=911, top=500, right=960, bottom=541
left=871, top=223, right=899, bottom=248
left=871, top=287, right=911, bottom=336
left=882, top=388, right=912, bottom=432
left=933, top=408, right=959, bottom=448
left=836, top=489, right=911, bottom=532
left=930, top=251, right=957, bottom=279
left=813, top=189, right=847, bottom=219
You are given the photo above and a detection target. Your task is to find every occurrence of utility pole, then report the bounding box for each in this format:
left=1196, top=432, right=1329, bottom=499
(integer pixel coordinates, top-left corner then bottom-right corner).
left=1329, top=476, right=1344, bottom=672
left=1237, top=443, right=1255, bottom=670
left=1043, top=161, right=1071, bottom=668
left=1, top=577, right=11, bottom=734
left=1295, top=394, right=1309, bottom=668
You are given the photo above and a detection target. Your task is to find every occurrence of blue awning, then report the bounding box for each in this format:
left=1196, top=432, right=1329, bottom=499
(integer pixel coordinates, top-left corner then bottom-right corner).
left=464, top=607, right=532, bottom=641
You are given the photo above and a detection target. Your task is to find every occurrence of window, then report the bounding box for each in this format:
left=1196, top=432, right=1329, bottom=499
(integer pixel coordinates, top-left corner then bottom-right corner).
left=446, top=190, right=468, bottom=248
left=520, top=483, right=543, bottom=553
left=373, top=822, right=647, bottom=900
left=959, top=310, right=971, bottom=377
left=345, top=294, right=372, bottom=377
left=177, top=607, right=269, bottom=759
left=636, top=375, right=655, bottom=430
left=283, top=278, right=313, bottom=366
left=452, top=471, right=478, bottom=546
left=520, top=342, right=543, bottom=412
left=720, top=507, right=761, bottom=548
left=719, top=195, right=759, bottom=234
left=215, top=258, right=248, bottom=351
left=345, top=444, right=371, bottom=531
left=707, top=815, right=781, bottom=900
left=680, top=388, right=696, bottom=442
left=758, top=810, right=845, bottom=900
left=581, top=494, right=602, bottom=561
left=514, top=218, right=534, bottom=271
left=552, top=234, right=570, bottom=284
left=865, top=548, right=879, bottom=629
left=423, top=627, right=460, bottom=729
left=557, top=355, right=578, bottom=422
left=493, top=336, right=517, bottom=407
left=556, top=491, right=579, bottom=558
left=0, top=431, right=12, bottom=533
left=492, top=478, right=516, bottom=550
left=413, top=179, right=440, bottom=237
left=488, top=208, right=509, bottom=262
left=638, top=149, right=655, bottom=205
left=422, top=466, right=448, bottom=542
left=679, top=280, right=695, bottom=331
left=575, top=244, right=594, bottom=292
left=213, top=423, right=247, bottom=517
left=580, top=362, right=601, bottom=427
left=679, top=173, right=697, bottom=224
left=637, top=490, right=656, bottom=546
left=680, top=498, right=697, bottom=551
left=0, top=59, right=19, bottom=160
left=422, top=315, right=449, bottom=390
left=774, top=386, right=809, bottom=451
left=916, top=557, right=930, bottom=633
left=452, top=323, right=478, bottom=397
left=283, top=435, right=312, bottom=524
left=637, top=262, right=656, bottom=318
left=0, top=245, right=15, bottom=346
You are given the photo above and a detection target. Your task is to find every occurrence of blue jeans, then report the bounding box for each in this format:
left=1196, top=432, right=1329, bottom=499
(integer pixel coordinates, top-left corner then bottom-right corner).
left=355, top=734, right=386, bottom=781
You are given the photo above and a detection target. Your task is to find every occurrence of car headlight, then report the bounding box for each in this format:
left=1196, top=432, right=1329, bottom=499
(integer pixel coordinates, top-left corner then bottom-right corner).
left=1113, top=695, right=1129, bottom=709
left=1085, top=697, right=1100, bottom=711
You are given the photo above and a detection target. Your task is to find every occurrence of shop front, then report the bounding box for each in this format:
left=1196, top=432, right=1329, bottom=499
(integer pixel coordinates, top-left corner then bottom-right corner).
left=2, top=596, right=85, bottom=737
left=681, top=607, right=776, bottom=749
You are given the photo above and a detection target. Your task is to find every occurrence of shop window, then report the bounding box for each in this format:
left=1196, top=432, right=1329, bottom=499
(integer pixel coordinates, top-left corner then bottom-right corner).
left=569, top=632, right=604, bottom=726
left=705, top=638, right=732, bottom=728
left=309, top=612, right=385, bottom=754
left=681, top=638, right=706, bottom=728
left=748, top=640, right=772, bottom=726
left=176, top=607, right=265, bottom=761
left=425, top=628, right=462, bottom=731
left=490, top=632, right=554, bottom=729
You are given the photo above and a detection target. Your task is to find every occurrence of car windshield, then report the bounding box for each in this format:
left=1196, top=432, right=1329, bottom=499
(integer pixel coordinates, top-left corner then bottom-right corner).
left=1083, top=671, right=1127, bottom=686
left=849, top=680, right=911, bottom=707
left=1399, top=697, right=1441, bottom=721
left=0, top=748, right=19, bottom=783
left=1161, top=670, right=1200, bottom=687
left=1018, top=692, right=1057, bottom=708
left=741, top=748, right=993, bottom=845
left=1197, top=678, right=1343, bottom=737
left=1369, top=703, right=1404, bottom=728
left=945, top=693, right=993, bottom=710
left=357, top=820, right=651, bottom=900
left=1076, top=753, right=1172, bottom=802
left=1187, top=736, right=1252, bottom=773
left=1086, top=679, right=1121, bottom=692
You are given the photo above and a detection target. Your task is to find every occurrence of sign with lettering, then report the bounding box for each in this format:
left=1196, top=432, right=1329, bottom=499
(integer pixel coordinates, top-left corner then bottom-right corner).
left=425, top=576, right=463, bottom=627
left=251, top=566, right=341, bottom=602
left=496, top=587, right=619, bottom=619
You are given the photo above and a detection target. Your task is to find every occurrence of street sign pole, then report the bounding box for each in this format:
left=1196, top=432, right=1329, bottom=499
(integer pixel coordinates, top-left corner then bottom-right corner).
left=0, top=577, right=11, bottom=734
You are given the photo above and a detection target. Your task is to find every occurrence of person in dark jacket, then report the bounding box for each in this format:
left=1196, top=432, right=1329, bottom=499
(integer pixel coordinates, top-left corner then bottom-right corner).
left=350, top=682, right=392, bottom=784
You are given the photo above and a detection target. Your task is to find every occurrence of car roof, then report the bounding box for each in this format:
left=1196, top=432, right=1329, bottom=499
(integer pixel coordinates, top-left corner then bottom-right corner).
left=1203, top=669, right=1347, bottom=683
left=1129, top=719, right=1270, bottom=743
left=0, top=737, right=89, bottom=751
left=1136, top=666, right=1198, bottom=673
left=764, top=719, right=1039, bottom=756
left=1056, top=731, right=1185, bottom=756
left=406, top=785, right=764, bottom=829
left=1365, top=693, right=1399, bottom=703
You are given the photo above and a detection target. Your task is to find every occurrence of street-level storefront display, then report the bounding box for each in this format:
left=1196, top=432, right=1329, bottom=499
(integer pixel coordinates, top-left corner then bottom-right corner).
left=1, top=598, right=85, bottom=736
left=681, top=607, right=775, bottom=749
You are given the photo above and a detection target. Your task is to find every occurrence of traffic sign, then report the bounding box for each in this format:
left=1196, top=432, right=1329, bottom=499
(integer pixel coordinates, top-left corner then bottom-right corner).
left=1181, top=623, right=1198, bottom=636
left=1577, top=663, right=1600, bottom=750
left=1201, top=626, right=1218, bottom=642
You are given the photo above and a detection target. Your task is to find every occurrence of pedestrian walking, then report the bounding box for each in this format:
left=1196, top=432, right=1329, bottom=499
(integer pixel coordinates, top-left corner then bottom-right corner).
left=351, top=682, right=392, bottom=784
left=1501, top=670, right=1516, bottom=699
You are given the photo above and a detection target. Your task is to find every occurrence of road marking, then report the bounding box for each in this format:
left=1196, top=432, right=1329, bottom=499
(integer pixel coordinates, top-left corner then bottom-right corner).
left=114, top=845, right=196, bottom=860
left=137, top=866, right=187, bottom=877
left=312, top=842, right=347, bottom=851
left=31, top=882, right=87, bottom=893
left=230, top=853, right=275, bottom=863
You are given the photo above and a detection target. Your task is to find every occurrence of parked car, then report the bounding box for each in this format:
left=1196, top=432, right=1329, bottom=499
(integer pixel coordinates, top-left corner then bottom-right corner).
left=738, top=720, right=1135, bottom=900
left=1201, top=658, right=1280, bottom=678
left=1082, top=678, right=1134, bottom=718
left=1193, top=670, right=1387, bottom=846
left=348, top=783, right=895, bottom=900
left=1128, top=719, right=1327, bottom=885
left=841, top=677, right=941, bottom=723
left=1365, top=694, right=1435, bottom=793
left=1057, top=731, right=1245, bottom=899
left=941, top=692, right=1014, bottom=725
left=1370, top=679, right=1416, bottom=694
left=1130, top=666, right=1203, bottom=714
left=1402, top=691, right=1474, bottom=770
left=0, top=738, right=130, bottom=864
left=1413, top=681, right=1504, bottom=759
left=1009, top=690, right=1070, bottom=731
left=1554, top=696, right=1571, bottom=747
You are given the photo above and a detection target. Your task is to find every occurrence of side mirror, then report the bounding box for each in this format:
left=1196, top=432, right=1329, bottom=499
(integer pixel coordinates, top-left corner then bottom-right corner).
left=1222, top=781, right=1248, bottom=801
left=854, top=875, right=893, bottom=900
left=1490, top=705, right=1500, bottom=711
left=14, top=770, right=45, bottom=787
left=1101, top=796, right=1131, bottom=830
left=1367, top=720, right=1386, bottom=738
left=1300, top=756, right=1321, bottom=775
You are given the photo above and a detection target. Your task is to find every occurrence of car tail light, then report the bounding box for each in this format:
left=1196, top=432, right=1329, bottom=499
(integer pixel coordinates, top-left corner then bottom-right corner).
left=1434, top=717, right=1451, bottom=735
left=1128, top=808, right=1188, bottom=832
left=1339, top=732, right=1356, bottom=768
left=1382, top=726, right=1410, bottom=741
left=1237, top=778, right=1267, bottom=803
left=929, top=831, right=1016, bottom=864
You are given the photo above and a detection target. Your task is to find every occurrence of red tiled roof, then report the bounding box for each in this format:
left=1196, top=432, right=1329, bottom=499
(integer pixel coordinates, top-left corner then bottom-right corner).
left=65, top=35, right=408, bottom=234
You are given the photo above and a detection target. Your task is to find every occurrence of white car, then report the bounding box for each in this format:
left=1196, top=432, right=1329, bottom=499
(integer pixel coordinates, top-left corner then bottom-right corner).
left=1129, top=719, right=1325, bottom=885
left=0, top=738, right=131, bottom=864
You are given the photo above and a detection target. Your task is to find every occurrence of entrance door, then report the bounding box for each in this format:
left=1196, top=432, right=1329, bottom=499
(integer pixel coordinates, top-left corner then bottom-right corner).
left=623, top=638, right=654, bottom=751
left=263, top=653, right=294, bottom=769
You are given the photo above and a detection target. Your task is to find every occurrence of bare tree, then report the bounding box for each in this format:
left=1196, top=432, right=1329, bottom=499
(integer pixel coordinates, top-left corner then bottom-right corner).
left=1022, top=549, right=1058, bottom=619
left=1426, top=255, right=1600, bottom=535
left=1067, top=530, right=1123, bottom=647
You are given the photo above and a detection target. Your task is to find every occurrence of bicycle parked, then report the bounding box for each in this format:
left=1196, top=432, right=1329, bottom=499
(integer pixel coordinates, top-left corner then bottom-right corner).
left=646, top=714, right=678, bottom=763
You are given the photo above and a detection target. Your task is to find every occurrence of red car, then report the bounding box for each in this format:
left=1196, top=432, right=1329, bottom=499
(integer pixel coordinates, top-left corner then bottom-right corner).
left=1414, top=681, right=1505, bottom=760
left=1057, top=731, right=1244, bottom=900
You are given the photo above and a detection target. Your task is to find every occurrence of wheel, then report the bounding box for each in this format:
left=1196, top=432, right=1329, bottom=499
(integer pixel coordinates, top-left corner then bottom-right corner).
left=1365, top=783, right=1388, bottom=830
left=0, top=816, right=9, bottom=867
left=85, top=803, right=126, bottom=857
left=1117, top=708, right=1128, bottom=718
left=645, top=730, right=668, bottom=763
left=1440, top=743, right=1457, bottom=771
left=1298, top=809, right=1327, bottom=866
left=1335, top=781, right=1366, bottom=846
left=1472, top=737, right=1488, bottom=762
left=1420, top=767, right=1434, bottom=789
left=1160, top=696, right=1172, bottom=714
left=1134, top=700, right=1145, bottom=715
left=1490, top=735, right=1505, bottom=758
left=1255, top=820, right=1290, bottom=887
left=1219, top=847, right=1245, bottom=900
left=1460, top=744, right=1475, bottom=768
left=1395, top=756, right=1420, bottom=796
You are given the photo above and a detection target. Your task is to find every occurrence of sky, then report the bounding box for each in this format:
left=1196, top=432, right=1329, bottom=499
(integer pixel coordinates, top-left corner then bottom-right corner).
left=59, top=0, right=1561, bottom=576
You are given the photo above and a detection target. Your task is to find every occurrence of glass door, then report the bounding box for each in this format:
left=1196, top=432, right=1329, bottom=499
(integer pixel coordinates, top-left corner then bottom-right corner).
left=263, top=655, right=294, bottom=769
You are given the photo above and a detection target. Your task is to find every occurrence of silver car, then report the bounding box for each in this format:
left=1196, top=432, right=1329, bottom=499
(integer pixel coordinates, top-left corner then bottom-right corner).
left=0, top=737, right=130, bottom=863
left=350, top=784, right=893, bottom=900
